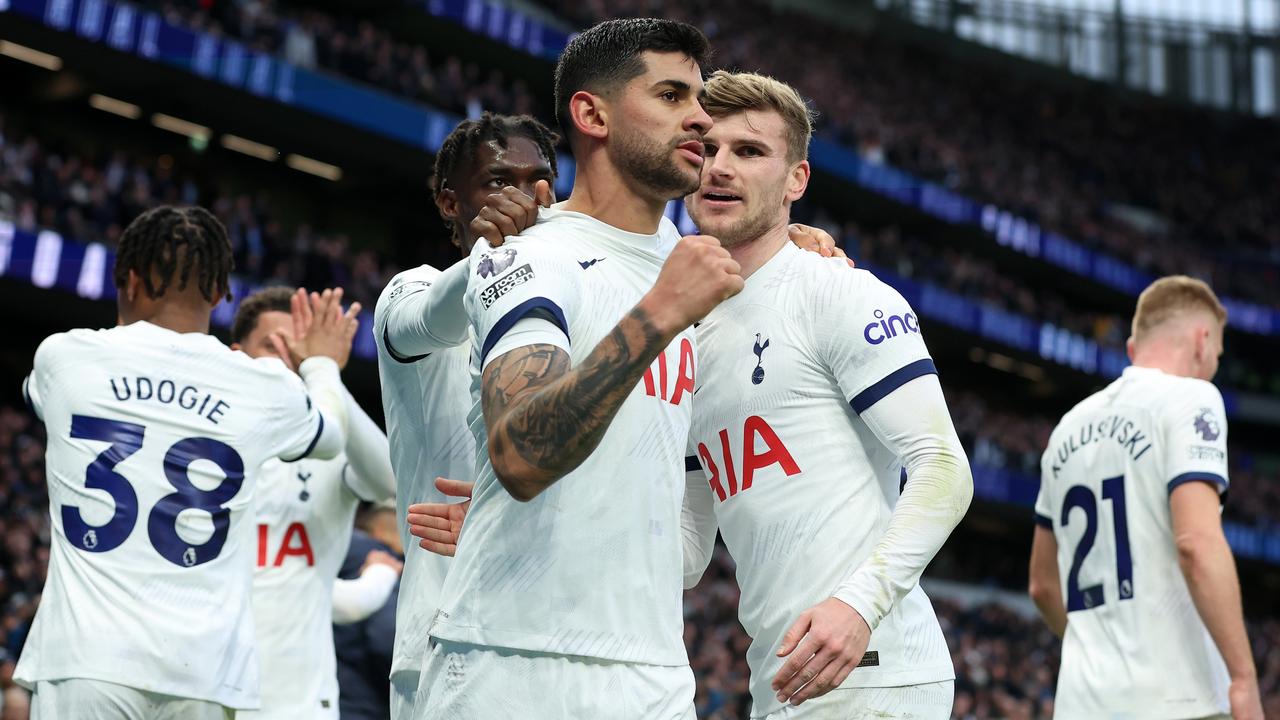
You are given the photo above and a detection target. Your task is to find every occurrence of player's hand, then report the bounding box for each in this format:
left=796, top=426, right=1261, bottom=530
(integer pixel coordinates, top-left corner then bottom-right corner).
left=407, top=477, right=474, bottom=556
left=788, top=223, right=854, bottom=267
left=471, top=180, right=554, bottom=248
left=641, top=235, right=743, bottom=335
left=772, top=597, right=871, bottom=706
left=1229, top=677, right=1264, bottom=720
left=276, top=288, right=361, bottom=369
left=360, top=549, right=403, bottom=576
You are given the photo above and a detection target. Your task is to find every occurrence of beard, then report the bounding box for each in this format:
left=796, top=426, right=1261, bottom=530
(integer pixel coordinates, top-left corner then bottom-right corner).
left=691, top=186, right=787, bottom=249
left=610, top=126, right=701, bottom=200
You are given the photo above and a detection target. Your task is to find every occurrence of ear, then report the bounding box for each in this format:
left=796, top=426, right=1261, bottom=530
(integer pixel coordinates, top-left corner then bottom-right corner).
left=435, top=189, right=463, bottom=248
left=785, top=160, right=811, bottom=203
left=1192, top=324, right=1209, bottom=363
left=126, top=269, right=143, bottom=302
left=1125, top=336, right=1136, bottom=363
left=230, top=342, right=242, bottom=352
left=569, top=90, right=609, bottom=142
left=435, top=188, right=459, bottom=223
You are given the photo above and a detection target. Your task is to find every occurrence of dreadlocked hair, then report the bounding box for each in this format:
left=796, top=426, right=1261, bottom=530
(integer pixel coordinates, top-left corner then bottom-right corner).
left=431, top=112, right=559, bottom=234
left=113, top=205, right=234, bottom=303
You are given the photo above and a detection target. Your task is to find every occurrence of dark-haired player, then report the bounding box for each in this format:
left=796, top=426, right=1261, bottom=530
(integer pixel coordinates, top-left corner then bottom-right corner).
left=15, top=206, right=355, bottom=718
left=372, top=111, right=559, bottom=719
left=230, top=286, right=397, bottom=720
left=417, top=18, right=737, bottom=719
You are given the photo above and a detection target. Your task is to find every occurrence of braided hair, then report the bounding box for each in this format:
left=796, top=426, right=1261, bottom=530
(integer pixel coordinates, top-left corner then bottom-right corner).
left=113, top=205, right=234, bottom=303
left=431, top=112, right=559, bottom=238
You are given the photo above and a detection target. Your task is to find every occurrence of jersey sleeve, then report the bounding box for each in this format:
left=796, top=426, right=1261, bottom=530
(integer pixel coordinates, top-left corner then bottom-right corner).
left=814, top=270, right=935, bottom=414
left=1161, top=381, right=1230, bottom=496
left=375, top=260, right=470, bottom=363
left=1035, top=439, right=1057, bottom=528
left=262, top=357, right=344, bottom=462
left=464, top=239, right=579, bottom=369
left=24, top=332, right=69, bottom=421
left=339, top=387, right=396, bottom=502
left=682, top=436, right=718, bottom=589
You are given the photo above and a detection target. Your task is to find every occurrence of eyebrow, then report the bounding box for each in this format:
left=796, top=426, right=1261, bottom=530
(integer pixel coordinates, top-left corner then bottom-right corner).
left=651, top=79, right=693, bottom=93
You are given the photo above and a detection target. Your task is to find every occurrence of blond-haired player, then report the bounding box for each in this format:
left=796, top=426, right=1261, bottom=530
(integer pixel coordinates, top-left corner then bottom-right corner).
left=1030, top=276, right=1263, bottom=720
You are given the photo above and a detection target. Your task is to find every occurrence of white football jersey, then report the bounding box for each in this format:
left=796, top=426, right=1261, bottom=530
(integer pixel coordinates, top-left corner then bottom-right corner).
left=429, top=207, right=694, bottom=666
left=687, top=243, right=953, bottom=717
left=15, top=321, right=334, bottom=709
left=1036, top=365, right=1231, bottom=719
left=374, top=263, right=476, bottom=681
left=246, top=452, right=385, bottom=719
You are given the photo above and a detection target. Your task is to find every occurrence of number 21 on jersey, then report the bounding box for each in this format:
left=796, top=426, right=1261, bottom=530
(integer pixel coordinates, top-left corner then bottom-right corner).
left=1062, top=475, right=1134, bottom=611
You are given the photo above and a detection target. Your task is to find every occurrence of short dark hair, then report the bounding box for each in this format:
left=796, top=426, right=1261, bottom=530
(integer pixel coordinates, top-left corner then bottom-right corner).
left=432, top=112, right=560, bottom=237
left=553, top=18, right=711, bottom=137
left=230, top=285, right=293, bottom=344
left=113, top=205, right=233, bottom=303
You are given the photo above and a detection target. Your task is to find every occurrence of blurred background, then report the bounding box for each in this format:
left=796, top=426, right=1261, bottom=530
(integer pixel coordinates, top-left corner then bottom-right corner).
left=1, top=0, right=1279, bottom=717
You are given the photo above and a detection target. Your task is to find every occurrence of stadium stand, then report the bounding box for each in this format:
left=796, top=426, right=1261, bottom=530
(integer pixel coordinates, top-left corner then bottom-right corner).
left=1, top=0, right=1279, bottom=717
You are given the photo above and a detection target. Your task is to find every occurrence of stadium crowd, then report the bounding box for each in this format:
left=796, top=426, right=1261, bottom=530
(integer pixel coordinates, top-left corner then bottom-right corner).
left=6, top=107, right=1279, bottom=395
left=145, top=0, right=1280, bottom=307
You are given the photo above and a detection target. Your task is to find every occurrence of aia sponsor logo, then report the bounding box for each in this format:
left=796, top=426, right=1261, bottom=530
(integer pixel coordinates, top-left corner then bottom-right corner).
left=694, top=416, right=800, bottom=501
left=642, top=337, right=695, bottom=405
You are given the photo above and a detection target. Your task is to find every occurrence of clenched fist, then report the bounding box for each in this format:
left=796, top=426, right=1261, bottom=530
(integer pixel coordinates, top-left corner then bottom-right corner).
left=641, top=235, right=743, bottom=335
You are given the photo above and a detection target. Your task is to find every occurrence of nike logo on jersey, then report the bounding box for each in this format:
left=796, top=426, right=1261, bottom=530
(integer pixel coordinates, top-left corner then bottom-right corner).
left=578, top=258, right=606, bottom=269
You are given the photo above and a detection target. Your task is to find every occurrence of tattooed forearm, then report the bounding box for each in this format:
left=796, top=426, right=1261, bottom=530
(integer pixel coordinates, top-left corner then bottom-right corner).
left=481, top=305, right=671, bottom=500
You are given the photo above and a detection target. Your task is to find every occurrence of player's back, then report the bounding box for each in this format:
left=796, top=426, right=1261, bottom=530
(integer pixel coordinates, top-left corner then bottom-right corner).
left=16, top=320, right=329, bottom=709
left=430, top=208, right=694, bottom=666
left=373, top=263, right=476, bottom=682
left=1036, top=366, right=1230, bottom=718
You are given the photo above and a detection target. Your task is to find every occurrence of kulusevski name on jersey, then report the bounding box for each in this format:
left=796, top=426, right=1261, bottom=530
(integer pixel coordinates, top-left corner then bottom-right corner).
left=429, top=207, right=694, bottom=666
left=1047, top=414, right=1154, bottom=478
left=106, top=375, right=232, bottom=424
left=1035, top=366, right=1231, bottom=718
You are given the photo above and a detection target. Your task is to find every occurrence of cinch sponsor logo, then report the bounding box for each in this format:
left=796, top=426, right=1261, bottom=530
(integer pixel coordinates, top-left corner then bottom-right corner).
left=863, top=309, right=919, bottom=345
left=480, top=264, right=534, bottom=309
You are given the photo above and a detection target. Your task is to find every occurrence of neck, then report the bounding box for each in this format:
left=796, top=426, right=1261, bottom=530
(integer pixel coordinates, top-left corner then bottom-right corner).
left=560, top=147, right=670, bottom=234
left=1131, top=346, right=1195, bottom=379
left=726, top=216, right=791, bottom=279
left=120, top=304, right=212, bottom=335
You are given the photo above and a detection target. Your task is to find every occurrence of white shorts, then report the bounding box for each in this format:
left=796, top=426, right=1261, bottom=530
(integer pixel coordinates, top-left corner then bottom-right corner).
left=415, top=639, right=696, bottom=720
left=30, top=678, right=234, bottom=720
left=391, top=669, right=422, bottom=720
left=759, top=680, right=954, bottom=720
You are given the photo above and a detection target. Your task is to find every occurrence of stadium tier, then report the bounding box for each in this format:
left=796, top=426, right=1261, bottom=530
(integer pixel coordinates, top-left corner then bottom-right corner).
left=1, top=0, right=1279, bottom=718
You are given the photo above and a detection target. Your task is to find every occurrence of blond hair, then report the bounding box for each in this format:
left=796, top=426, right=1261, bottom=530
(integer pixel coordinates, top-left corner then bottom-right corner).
left=1131, top=275, right=1227, bottom=341
left=702, top=70, right=814, bottom=163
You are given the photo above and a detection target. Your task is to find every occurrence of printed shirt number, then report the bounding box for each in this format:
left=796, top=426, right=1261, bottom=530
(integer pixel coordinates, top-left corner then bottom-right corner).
left=64, top=415, right=245, bottom=567
left=1062, top=475, right=1134, bottom=611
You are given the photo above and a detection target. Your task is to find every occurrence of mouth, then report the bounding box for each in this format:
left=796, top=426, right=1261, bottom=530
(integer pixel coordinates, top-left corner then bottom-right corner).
left=699, top=188, right=743, bottom=207
left=676, top=140, right=704, bottom=166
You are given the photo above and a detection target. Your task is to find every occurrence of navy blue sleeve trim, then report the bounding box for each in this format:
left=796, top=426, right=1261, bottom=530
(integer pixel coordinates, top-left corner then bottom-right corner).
left=480, top=297, right=569, bottom=366
left=685, top=456, right=701, bottom=472
left=849, top=359, right=938, bottom=414
left=383, top=326, right=430, bottom=364
left=1034, top=513, right=1053, bottom=528
left=1168, top=472, right=1228, bottom=495
left=282, top=414, right=325, bottom=463
left=22, top=376, right=36, bottom=416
